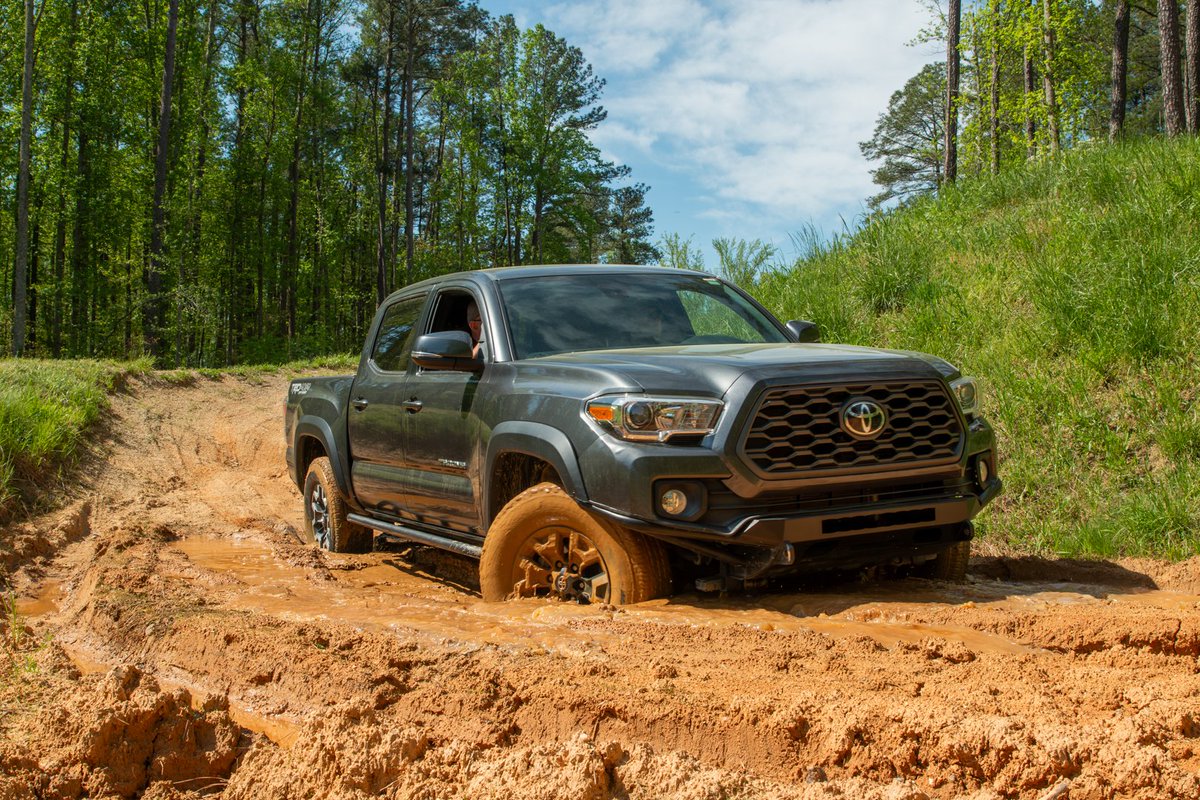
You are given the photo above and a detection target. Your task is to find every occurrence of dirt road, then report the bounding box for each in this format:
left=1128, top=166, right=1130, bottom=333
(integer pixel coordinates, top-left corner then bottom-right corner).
left=2, top=374, right=1199, bottom=799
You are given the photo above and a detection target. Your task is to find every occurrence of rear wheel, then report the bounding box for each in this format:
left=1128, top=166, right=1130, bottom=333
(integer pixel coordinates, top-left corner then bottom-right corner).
left=480, top=483, right=671, bottom=605
left=303, top=457, right=372, bottom=553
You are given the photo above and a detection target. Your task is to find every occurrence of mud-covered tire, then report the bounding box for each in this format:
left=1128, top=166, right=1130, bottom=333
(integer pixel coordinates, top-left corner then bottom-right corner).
left=480, top=482, right=671, bottom=605
left=303, top=456, right=372, bottom=553
left=925, top=539, right=971, bottom=582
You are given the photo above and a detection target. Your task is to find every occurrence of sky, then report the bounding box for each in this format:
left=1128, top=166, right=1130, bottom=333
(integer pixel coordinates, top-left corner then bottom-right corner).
left=486, top=0, right=943, bottom=269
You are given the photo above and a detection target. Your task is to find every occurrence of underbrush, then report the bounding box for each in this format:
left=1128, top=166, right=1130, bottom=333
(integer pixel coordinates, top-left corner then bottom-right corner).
left=755, top=137, right=1200, bottom=559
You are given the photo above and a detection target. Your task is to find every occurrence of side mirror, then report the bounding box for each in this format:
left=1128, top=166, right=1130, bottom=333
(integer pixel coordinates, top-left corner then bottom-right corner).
left=785, top=319, right=821, bottom=343
left=412, top=331, right=483, bottom=372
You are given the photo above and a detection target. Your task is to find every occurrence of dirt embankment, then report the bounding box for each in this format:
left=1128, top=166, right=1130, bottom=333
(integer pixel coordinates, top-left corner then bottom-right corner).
left=2, top=374, right=1199, bottom=799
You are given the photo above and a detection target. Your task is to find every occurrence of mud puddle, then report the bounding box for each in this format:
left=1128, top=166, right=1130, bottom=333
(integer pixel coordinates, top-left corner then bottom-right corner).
left=172, top=534, right=617, bottom=655
left=174, top=534, right=1048, bottom=656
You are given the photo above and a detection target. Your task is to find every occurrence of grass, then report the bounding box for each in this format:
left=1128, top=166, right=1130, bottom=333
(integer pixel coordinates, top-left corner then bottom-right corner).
left=0, top=359, right=145, bottom=516
left=0, top=354, right=357, bottom=517
left=754, top=136, right=1200, bottom=560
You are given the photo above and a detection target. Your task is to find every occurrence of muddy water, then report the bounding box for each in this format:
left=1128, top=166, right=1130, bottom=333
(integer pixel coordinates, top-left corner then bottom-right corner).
left=172, top=535, right=616, bottom=655
left=15, top=580, right=65, bottom=618
left=166, top=534, right=1192, bottom=657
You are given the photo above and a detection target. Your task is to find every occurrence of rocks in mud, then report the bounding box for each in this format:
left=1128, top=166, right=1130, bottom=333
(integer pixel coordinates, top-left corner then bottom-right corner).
left=0, top=664, right=241, bottom=799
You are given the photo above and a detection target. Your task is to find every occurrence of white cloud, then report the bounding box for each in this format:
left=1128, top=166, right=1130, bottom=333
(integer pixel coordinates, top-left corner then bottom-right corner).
left=530, top=0, right=937, bottom=232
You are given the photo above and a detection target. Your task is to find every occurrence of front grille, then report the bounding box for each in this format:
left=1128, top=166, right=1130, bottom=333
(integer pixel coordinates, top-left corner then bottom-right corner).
left=740, top=381, right=964, bottom=477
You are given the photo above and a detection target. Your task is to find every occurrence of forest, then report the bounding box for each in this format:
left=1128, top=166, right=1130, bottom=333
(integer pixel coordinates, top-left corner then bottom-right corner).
left=862, top=0, right=1200, bottom=206
left=2, top=0, right=1199, bottom=366
left=1, top=0, right=658, bottom=365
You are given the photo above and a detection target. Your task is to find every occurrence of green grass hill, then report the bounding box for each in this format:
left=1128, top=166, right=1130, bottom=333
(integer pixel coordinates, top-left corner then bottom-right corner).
left=758, top=136, right=1200, bottom=559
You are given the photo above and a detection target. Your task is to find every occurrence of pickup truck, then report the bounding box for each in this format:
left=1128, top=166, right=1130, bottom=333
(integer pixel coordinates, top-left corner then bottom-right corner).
left=285, top=265, right=1001, bottom=604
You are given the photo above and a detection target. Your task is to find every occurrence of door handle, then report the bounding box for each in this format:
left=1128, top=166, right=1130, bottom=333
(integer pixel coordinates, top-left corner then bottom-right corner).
left=400, top=398, right=423, bottom=414
left=352, top=397, right=369, bottom=411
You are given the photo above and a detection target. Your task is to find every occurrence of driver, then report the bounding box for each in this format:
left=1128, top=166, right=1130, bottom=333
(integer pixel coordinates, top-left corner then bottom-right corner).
left=466, top=299, right=483, bottom=357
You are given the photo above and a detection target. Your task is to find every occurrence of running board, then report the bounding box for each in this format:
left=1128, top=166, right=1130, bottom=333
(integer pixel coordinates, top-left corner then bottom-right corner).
left=348, top=514, right=483, bottom=559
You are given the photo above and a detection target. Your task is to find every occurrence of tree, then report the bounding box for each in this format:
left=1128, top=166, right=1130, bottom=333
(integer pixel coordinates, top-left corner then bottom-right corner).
left=657, top=233, right=705, bottom=271
left=601, top=184, right=660, bottom=265
left=1042, top=0, right=1061, bottom=152
left=860, top=63, right=946, bottom=208
left=146, top=0, right=180, bottom=360
left=1160, top=0, right=1185, bottom=135
left=1111, top=0, right=1130, bottom=141
left=1186, top=0, right=1199, bottom=132
left=713, top=238, right=776, bottom=287
left=944, top=0, right=960, bottom=183
left=12, top=0, right=37, bottom=355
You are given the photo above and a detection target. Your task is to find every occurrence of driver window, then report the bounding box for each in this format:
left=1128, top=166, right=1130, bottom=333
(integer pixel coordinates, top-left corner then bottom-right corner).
left=428, top=290, right=487, bottom=359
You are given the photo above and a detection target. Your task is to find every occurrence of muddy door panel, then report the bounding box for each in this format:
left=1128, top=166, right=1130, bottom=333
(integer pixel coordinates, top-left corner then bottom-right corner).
left=398, top=370, right=483, bottom=531
left=346, top=363, right=411, bottom=514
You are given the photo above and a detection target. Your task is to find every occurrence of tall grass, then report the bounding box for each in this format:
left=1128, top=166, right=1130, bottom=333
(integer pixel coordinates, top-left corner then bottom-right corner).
left=755, top=137, right=1200, bottom=560
left=0, top=359, right=144, bottom=514
left=0, top=355, right=357, bottom=517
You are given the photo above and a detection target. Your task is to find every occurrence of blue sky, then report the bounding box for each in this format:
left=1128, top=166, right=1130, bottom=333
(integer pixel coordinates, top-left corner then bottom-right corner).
left=486, top=0, right=942, bottom=268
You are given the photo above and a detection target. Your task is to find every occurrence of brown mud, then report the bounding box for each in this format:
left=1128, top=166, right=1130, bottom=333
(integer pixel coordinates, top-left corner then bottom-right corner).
left=2, top=374, right=1199, bottom=799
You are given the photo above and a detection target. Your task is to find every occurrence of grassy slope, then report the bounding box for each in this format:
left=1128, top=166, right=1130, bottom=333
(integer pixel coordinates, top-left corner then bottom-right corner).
left=757, top=137, right=1200, bottom=559
left=0, top=355, right=357, bottom=519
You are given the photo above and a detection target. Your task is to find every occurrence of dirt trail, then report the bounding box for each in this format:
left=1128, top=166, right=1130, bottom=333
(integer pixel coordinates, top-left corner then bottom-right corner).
left=2, top=374, right=1200, bottom=799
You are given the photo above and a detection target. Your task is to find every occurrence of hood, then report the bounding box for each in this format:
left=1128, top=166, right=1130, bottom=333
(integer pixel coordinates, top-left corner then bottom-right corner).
left=519, top=342, right=952, bottom=398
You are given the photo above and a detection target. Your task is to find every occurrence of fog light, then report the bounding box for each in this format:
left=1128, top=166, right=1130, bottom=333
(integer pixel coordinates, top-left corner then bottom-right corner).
left=660, top=488, right=688, bottom=516
left=977, top=458, right=990, bottom=486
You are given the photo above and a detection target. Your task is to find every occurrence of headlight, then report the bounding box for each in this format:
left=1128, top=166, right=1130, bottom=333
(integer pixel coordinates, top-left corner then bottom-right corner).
left=585, top=395, right=723, bottom=442
left=950, top=377, right=979, bottom=416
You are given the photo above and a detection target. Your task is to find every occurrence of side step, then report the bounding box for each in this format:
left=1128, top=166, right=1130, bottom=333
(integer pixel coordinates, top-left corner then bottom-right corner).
left=347, top=514, right=483, bottom=559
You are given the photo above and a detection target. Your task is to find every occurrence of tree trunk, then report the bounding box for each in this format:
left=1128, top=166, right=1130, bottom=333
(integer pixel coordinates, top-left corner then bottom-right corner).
left=146, top=0, right=180, bottom=361
left=285, top=0, right=321, bottom=340
left=1111, top=0, right=1130, bottom=141
left=990, top=21, right=1000, bottom=174
left=1161, top=0, right=1186, bottom=136
left=376, top=3, right=396, bottom=303
left=51, top=0, right=76, bottom=357
left=1024, top=47, right=1037, bottom=157
left=13, top=0, right=35, bottom=356
left=404, top=28, right=417, bottom=284
left=1186, top=0, right=1199, bottom=132
left=943, top=0, right=960, bottom=184
left=1042, top=0, right=1060, bottom=153
left=70, top=127, right=88, bottom=355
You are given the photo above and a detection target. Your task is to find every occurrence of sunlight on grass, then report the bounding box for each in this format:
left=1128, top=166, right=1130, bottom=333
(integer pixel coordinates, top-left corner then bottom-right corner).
left=754, top=137, right=1200, bottom=559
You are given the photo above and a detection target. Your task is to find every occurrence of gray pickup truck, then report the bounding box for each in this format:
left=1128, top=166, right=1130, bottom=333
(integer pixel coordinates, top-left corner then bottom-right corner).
left=285, top=265, right=1001, bottom=604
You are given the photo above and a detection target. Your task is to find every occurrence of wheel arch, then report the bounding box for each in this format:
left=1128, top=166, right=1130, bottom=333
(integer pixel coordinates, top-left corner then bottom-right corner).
left=484, top=421, right=587, bottom=528
left=293, top=415, right=353, bottom=500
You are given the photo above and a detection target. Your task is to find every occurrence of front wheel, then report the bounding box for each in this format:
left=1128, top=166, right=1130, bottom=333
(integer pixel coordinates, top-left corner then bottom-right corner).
left=303, top=456, right=372, bottom=553
left=920, top=539, right=971, bottom=582
left=480, top=483, right=671, bottom=605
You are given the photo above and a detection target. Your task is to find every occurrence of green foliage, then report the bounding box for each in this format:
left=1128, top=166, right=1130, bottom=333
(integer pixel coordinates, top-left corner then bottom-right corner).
left=755, top=137, right=1200, bottom=560
left=0, top=2, right=657, bottom=368
left=713, top=238, right=778, bottom=287
left=0, top=359, right=140, bottom=513
left=656, top=234, right=706, bottom=271
left=860, top=62, right=946, bottom=208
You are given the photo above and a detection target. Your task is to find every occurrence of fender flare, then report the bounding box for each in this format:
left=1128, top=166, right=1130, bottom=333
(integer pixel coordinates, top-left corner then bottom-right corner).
left=293, top=415, right=354, bottom=502
left=484, top=421, right=588, bottom=524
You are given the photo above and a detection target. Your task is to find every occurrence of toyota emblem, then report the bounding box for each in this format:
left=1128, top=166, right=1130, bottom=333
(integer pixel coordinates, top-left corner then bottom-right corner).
left=840, top=399, right=888, bottom=439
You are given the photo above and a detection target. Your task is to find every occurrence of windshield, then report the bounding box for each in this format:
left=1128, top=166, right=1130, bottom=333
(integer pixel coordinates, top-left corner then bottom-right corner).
left=498, top=272, right=789, bottom=359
